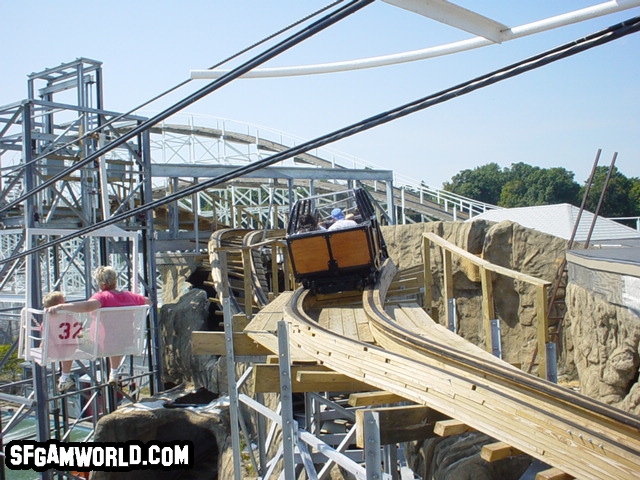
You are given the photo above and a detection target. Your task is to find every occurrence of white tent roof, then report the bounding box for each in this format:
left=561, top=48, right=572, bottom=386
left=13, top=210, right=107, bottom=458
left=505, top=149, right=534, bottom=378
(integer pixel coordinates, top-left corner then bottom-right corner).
left=469, top=203, right=640, bottom=243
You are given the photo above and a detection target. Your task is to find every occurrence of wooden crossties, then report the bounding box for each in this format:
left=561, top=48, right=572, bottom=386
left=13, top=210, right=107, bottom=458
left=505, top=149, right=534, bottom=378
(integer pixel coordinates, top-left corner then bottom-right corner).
left=191, top=332, right=272, bottom=356
left=534, top=468, right=574, bottom=480
left=433, top=419, right=474, bottom=437
left=311, top=306, right=374, bottom=343
left=422, top=231, right=552, bottom=378
left=244, top=292, right=294, bottom=332
left=347, top=391, right=406, bottom=407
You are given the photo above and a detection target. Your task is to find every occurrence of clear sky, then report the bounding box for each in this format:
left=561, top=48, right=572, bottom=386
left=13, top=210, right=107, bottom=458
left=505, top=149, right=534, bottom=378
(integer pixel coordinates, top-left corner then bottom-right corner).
left=2, top=1, right=639, bottom=189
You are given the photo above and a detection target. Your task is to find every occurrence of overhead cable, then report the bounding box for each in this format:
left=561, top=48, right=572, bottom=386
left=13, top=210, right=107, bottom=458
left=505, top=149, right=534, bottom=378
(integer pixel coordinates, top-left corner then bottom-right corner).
left=2, top=14, right=639, bottom=266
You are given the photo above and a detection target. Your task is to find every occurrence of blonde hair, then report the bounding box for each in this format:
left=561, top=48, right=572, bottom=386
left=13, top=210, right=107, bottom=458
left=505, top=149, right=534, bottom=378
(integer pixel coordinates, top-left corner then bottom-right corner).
left=43, top=291, right=65, bottom=308
left=93, top=266, right=118, bottom=290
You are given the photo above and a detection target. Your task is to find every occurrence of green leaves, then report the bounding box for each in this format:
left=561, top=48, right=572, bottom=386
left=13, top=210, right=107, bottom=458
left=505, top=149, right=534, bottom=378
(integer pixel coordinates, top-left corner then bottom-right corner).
left=443, top=162, right=640, bottom=218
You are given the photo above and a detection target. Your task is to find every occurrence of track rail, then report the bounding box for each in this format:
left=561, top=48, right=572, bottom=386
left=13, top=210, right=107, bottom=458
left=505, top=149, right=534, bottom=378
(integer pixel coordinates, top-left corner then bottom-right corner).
left=282, top=261, right=640, bottom=480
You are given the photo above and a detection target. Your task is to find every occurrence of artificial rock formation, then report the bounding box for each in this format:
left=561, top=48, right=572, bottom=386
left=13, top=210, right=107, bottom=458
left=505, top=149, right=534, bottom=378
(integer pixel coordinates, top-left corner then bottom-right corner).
left=91, top=394, right=231, bottom=480
left=406, top=432, right=531, bottom=480
left=382, top=219, right=570, bottom=378
left=567, top=282, right=640, bottom=415
left=159, top=288, right=220, bottom=391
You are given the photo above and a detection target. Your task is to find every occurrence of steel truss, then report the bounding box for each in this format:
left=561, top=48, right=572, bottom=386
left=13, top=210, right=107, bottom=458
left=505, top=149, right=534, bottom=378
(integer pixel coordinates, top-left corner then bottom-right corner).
left=0, top=59, right=161, bottom=480
left=219, top=301, right=416, bottom=480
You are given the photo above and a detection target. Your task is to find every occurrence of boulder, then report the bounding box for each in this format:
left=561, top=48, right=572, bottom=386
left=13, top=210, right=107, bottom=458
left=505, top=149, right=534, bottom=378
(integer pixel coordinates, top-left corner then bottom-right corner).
left=159, top=288, right=220, bottom=391
left=90, top=392, right=231, bottom=480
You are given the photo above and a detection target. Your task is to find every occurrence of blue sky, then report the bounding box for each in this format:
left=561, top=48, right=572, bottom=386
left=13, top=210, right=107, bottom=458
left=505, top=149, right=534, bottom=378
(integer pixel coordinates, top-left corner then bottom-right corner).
left=2, top=1, right=639, bottom=189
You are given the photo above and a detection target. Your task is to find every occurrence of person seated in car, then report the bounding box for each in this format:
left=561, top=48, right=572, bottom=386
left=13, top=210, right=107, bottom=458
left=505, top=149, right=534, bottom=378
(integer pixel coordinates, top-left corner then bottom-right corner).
left=296, top=213, right=323, bottom=233
left=328, top=208, right=357, bottom=231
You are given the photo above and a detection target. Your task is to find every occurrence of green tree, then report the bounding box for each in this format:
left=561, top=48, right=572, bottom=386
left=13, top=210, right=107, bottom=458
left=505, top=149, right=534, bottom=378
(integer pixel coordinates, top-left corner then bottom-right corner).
left=442, top=163, right=506, bottom=205
left=629, top=178, right=640, bottom=214
left=580, top=166, right=639, bottom=218
left=500, top=164, right=580, bottom=207
left=443, top=162, right=580, bottom=208
left=0, top=344, right=22, bottom=382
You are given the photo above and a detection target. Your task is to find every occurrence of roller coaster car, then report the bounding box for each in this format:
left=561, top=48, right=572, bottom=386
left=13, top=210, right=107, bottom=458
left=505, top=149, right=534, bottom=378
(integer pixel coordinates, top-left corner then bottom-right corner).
left=286, top=188, right=388, bottom=294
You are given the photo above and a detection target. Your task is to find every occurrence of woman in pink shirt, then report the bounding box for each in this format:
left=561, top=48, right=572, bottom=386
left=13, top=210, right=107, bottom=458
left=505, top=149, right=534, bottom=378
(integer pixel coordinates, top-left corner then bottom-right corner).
left=46, top=266, right=152, bottom=385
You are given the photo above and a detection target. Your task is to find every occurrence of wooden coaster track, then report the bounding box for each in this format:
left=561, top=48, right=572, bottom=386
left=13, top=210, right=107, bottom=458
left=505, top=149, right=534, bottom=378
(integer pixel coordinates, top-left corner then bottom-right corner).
left=205, top=229, right=640, bottom=479
left=285, top=266, right=640, bottom=480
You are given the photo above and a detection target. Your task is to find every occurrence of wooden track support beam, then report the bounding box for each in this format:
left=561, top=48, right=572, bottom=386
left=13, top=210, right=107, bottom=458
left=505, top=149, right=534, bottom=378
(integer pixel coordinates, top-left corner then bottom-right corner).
left=433, top=419, right=475, bottom=437
left=348, top=391, right=407, bottom=407
left=252, top=364, right=374, bottom=393
left=191, top=331, right=272, bottom=356
left=480, top=441, right=524, bottom=462
left=355, top=405, right=449, bottom=447
left=535, top=468, right=573, bottom=480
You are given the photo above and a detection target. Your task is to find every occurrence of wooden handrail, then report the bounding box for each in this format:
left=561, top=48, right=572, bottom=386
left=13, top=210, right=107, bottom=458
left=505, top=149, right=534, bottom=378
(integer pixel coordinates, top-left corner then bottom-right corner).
left=422, top=232, right=551, bottom=379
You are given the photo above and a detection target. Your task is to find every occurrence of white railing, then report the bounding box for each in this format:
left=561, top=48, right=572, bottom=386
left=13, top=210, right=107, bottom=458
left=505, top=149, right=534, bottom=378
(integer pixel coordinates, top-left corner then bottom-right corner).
left=608, top=216, right=640, bottom=231
left=147, top=113, right=501, bottom=218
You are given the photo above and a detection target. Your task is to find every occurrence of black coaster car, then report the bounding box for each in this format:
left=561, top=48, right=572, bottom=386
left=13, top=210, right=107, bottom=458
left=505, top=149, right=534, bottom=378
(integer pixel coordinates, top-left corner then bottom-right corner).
left=286, top=188, right=387, bottom=294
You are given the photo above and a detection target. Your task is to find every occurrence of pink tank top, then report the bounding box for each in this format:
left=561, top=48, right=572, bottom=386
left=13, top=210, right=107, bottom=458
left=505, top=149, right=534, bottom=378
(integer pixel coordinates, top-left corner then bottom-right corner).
left=90, top=290, right=146, bottom=308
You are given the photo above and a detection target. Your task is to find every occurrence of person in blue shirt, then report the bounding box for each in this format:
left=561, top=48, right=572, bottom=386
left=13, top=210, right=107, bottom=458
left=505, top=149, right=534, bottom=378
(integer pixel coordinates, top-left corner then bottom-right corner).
left=328, top=208, right=357, bottom=231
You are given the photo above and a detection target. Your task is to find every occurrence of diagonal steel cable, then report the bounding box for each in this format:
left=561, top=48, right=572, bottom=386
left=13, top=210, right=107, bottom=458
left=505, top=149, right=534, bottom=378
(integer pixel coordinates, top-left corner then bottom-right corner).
left=0, top=1, right=346, bottom=178
left=3, top=15, right=639, bottom=267
left=0, top=0, right=370, bottom=216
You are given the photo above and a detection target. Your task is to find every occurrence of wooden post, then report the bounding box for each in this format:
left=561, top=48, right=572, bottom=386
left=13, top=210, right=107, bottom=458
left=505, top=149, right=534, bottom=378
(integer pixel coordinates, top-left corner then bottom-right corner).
left=236, top=205, right=243, bottom=229
left=242, top=247, right=252, bottom=319
left=536, top=284, right=549, bottom=379
left=443, top=249, right=453, bottom=326
left=273, top=204, right=278, bottom=229
left=281, top=243, right=293, bottom=291
left=271, top=240, right=280, bottom=296
left=422, top=235, right=433, bottom=317
left=480, top=266, right=495, bottom=353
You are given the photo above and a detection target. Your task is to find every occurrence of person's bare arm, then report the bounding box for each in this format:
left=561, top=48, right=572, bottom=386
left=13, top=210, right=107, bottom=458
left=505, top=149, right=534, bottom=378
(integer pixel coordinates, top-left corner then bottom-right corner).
left=46, top=299, right=101, bottom=314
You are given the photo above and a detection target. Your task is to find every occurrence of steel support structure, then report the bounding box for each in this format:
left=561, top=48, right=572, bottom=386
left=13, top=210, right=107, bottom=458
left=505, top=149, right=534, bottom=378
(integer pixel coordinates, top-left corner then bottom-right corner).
left=0, top=59, right=159, bottom=476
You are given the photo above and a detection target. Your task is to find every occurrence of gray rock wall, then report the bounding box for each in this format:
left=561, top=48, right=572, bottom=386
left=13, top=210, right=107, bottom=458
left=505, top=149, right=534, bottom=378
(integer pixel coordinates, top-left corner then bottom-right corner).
left=91, top=399, right=231, bottom=480
left=567, top=283, right=640, bottom=414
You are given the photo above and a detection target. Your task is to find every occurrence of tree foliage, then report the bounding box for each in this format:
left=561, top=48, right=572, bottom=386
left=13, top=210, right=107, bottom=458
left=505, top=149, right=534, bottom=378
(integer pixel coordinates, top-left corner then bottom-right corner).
left=443, top=162, right=640, bottom=218
left=0, top=344, right=22, bottom=382
left=442, top=163, right=506, bottom=205
left=500, top=163, right=580, bottom=208
left=580, top=166, right=640, bottom=218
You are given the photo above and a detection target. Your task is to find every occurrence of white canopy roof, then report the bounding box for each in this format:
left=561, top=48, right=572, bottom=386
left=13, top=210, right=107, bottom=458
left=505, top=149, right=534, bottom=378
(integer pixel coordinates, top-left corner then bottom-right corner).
left=469, top=203, right=640, bottom=244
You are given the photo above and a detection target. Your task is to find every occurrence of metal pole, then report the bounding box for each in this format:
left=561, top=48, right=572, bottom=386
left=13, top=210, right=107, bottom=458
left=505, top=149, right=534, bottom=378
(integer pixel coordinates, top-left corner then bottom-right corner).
left=24, top=102, right=52, bottom=480
left=277, top=320, right=297, bottom=479
left=567, top=149, right=601, bottom=251
left=584, top=152, right=617, bottom=249
left=141, top=129, right=163, bottom=393
left=221, top=251, right=242, bottom=480
left=0, top=408, right=4, bottom=480
left=363, top=410, right=383, bottom=480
